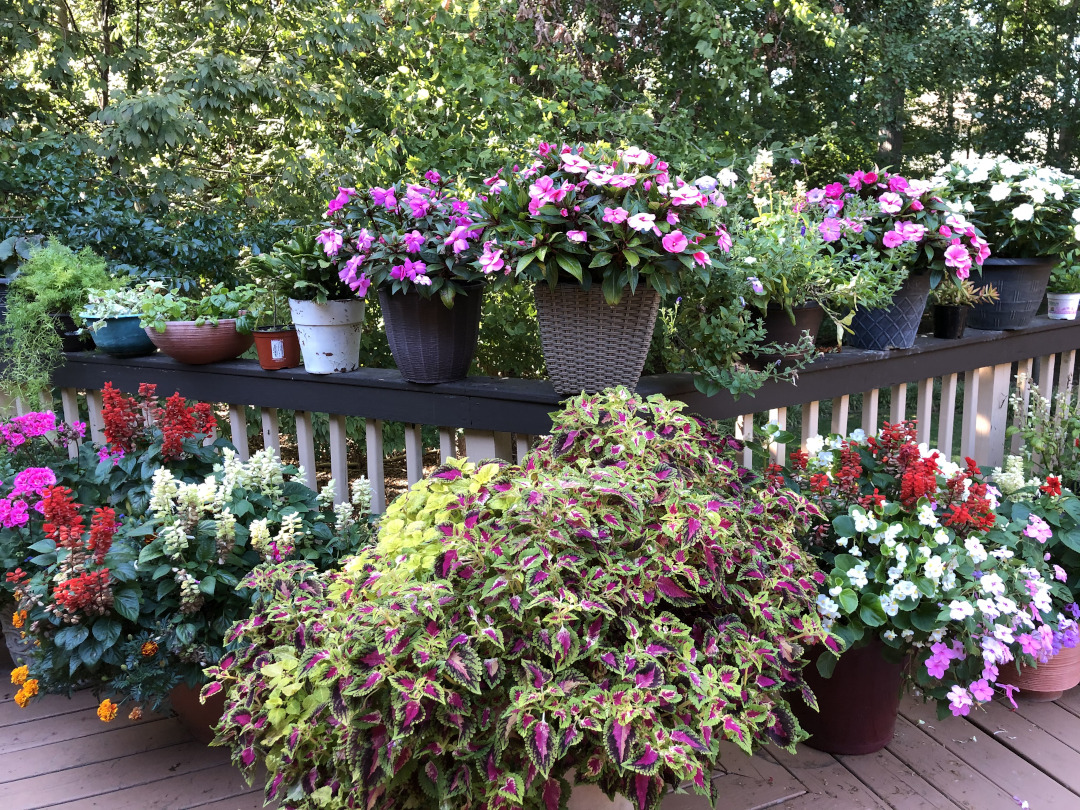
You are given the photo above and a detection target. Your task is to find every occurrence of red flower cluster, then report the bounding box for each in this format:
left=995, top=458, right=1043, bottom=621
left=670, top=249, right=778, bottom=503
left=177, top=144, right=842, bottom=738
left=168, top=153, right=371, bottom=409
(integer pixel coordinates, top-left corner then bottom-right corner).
left=53, top=569, right=113, bottom=615
left=158, top=392, right=214, bottom=460
left=900, top=455, right=939, bottom=507
left=809, top=473, right=831, bottom=494
left=788, top=449, right=809, bottom=471
left=1041, top=475, right=1062, bottom=497
left=834, top=442, right=863, bottom=497
left=87, top=507, right=119, bottom=565
left=101, top=382, right=142, bottom=453
left=941, top=479, right=996, bottom=536
left=764, top=463, right=785, bottom=488
left=41, top=486, right=86, bottom=548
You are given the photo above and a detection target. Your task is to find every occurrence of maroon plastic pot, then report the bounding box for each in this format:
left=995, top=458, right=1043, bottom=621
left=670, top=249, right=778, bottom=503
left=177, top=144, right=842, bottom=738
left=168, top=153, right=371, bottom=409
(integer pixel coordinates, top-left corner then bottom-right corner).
left=169, top=681, right=227, bottom=744
left=793, top=639, right=905, bottom=755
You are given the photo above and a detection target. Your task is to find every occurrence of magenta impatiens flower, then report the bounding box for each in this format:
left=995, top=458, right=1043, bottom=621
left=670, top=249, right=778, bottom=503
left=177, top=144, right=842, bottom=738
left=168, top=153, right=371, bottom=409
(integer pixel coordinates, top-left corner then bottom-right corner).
left=316, top=228, right=343, bottom=257
left=403, top=230, right=425, bottom=253
left=566, top=230, right=588, bottom=243
left=602, top=207, right=628, bottom=224
left=882, top=229, right=904, bottom=248
left=662, top=230, right=688, bottom=253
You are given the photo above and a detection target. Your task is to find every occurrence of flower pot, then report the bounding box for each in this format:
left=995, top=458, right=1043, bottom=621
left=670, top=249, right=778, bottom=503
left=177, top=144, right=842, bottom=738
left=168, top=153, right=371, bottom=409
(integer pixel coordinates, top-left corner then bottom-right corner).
left=1047, top=292, right=1080, bottom=321
left=932, top=304, right=969, bottom=340
left=50, top=312, right=93, bottom=352
left=253, top=325, right=301, bottom=370
left=847, top=273, right=931, bottom=351
left=379, top=283, right=483, bottom=384
left=792, top=639, right=904, bottom=755
left=170, top=681, right=227, bottom=744
left=968, top=257, right=1054, bottom=331
left=533, top=283, right=660, bottom=396
left=566, top=784, right=633, bottom=810
left=144, top=319, right=253, bottom=365
left=996, top=644, right=1080, bottom=702
left=85, top=315, right=157, bottom=358
left=752, top=303, right=824, bottom=369
left=288, top=298, right=366, bottom=374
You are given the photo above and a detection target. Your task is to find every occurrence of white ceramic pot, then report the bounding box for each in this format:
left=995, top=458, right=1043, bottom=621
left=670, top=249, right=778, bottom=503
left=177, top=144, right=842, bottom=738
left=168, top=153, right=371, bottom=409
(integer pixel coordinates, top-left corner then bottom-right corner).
left=288, top=298, right=366, bottom=374
left=1047, top=292, right=1080, bottom=321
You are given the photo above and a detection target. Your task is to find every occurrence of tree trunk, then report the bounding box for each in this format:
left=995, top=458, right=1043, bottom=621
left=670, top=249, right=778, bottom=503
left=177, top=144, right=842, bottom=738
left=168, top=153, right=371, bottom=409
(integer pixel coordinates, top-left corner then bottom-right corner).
left=877, top=85, right=905, bottom=168
left=100, top=0, right=113, bottom=111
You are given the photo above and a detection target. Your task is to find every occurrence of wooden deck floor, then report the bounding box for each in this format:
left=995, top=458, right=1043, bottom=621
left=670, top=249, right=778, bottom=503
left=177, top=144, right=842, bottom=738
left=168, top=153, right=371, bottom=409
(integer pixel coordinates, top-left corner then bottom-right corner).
left=4, top=656, right=1079, bottom=810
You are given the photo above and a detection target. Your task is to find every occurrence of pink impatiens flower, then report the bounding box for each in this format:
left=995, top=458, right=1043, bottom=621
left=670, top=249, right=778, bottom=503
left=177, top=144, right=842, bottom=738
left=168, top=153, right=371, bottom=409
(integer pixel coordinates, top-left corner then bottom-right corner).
left=818, top=218, right=844, bottom=242
left=316, top=228, right=343, bottom=257
left=608, top=174, right=637, bottom=189
left=325, top=187, right=357, bottom=216
left=662, top=230, right=688, bottom=253
left=403, top=230, right=425, bottom=253
left=603, top=207, right=628, bottom=224
left=692, top=251, right=711, bottom=266
left=946, top=685, right=973, bottom=717
left=878, top=192, right=904, bottom=214
left=559, top=153, right=593, bottom=174
left=566, top=230, right=588, bottom=243
left=479, top=241, right=505, bottom=275
left=1023, top=514, right=1053, bottom=543
left=882, top=230, right=904, bottom=249
left=619, top=146, right=654, bottom=165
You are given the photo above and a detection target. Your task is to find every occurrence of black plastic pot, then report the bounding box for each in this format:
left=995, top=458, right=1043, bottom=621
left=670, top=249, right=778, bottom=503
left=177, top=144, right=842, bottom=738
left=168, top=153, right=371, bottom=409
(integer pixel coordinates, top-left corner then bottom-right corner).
left=380, top=283, right=484, bottom=384
left=932, top=304, right=969, bottom=340
left=847, top=273, right=931, bottom=350
left=50, top=312, right=93, bottom=352
left=968, top=257, right=1054, bottom=331
left=752, top=303, right=825, bottom=369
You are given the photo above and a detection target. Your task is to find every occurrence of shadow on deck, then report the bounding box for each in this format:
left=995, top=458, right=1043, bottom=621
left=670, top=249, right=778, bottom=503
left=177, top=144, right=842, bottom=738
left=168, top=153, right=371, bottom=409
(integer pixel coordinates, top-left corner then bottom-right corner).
left=4, top=661, right=1079, bottom=810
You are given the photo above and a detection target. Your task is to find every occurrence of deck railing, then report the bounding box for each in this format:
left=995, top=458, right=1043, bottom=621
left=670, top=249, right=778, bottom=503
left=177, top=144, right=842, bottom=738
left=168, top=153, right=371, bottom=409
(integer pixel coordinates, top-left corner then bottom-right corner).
left=40, top=315, right=1080, bottom=513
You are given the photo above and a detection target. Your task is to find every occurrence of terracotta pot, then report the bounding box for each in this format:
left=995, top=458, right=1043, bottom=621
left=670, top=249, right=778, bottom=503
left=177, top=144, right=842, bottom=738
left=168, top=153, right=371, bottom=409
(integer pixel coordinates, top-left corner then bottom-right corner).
left=253, top=325, right=301, bottom=370
left=792, top=639, right=905, bottom=755
left=170, top=681, right=227, bottom=744
left=997, top=644, right=1080, bottom=702
left=144, top=319, right=253, bottom=365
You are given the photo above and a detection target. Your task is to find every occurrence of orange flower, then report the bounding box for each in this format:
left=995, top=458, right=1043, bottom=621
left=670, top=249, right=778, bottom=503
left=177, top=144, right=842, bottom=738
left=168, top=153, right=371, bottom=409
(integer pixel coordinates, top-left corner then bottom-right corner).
left=10, top=665, right=28, bottom=685
left=97, top=698, right=118, bottom=722
left=14, top=689, right=30, bottom=708
left=11, top=609, right=26, bottom=629
left=21, top=678, right=38, bottom=698
left=128, top=706, right=143, bottom=721
left=140, top=641, right=158, bottom=657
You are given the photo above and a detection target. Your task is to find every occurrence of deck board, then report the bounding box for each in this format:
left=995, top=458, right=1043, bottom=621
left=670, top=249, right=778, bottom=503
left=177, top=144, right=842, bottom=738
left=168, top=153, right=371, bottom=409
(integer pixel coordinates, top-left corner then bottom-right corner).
left=4, top=664, right=1080, bottom=810
left=899, top=696, right=1080, bottom=808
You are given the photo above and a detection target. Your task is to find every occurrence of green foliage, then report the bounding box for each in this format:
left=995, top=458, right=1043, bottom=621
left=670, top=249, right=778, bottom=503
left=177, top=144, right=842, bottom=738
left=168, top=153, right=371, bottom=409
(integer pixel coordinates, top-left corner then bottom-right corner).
left=138, top=282, right=263, bottom=333
left=1049, top=252, right=1080, bottom=295
left=246, top=231, right=348, bottom=304
left=0, top=241, right=116, bottom=396
left=207, top=388, right=834, bottom=809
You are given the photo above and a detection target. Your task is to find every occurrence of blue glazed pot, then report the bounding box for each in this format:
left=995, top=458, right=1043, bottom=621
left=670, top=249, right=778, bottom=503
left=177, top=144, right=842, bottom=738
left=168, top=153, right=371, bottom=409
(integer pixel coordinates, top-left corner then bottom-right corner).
left=86, top=315, right=157, bottom=358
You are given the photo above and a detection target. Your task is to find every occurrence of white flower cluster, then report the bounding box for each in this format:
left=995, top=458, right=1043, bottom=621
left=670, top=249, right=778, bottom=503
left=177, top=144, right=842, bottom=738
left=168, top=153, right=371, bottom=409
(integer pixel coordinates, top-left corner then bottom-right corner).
left=991, top=455, right=1041, bottom=499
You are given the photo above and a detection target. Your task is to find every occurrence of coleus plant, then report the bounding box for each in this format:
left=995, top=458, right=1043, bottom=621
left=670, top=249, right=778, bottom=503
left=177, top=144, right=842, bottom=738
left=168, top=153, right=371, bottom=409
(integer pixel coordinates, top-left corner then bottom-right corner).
left=205, top=389, right=834, bottom=810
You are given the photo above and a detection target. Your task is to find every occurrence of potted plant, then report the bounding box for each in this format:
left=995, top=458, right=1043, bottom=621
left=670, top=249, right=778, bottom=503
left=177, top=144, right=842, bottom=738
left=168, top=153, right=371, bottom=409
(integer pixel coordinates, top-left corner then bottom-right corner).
left=205, top=389, right=835, bottom=809
left=253, top=229, right=368, bottom=374
left=479, top=144, right=727, bottom=395
left=0, top=234, right=41, bottom=320
left=240, top=255, right=301, bottom=370
left=929, top=279, right=999, bottom=339
left=936, top=155, right=1080, bottom=330
left=138, top=281, right=259, bottom=364
left=320, top=172, right=497, bottom=384
left=81, top=284, right=158, bottom=357
left=990, top=454, right=1080, bottom=699
left=771, top=420, right=1076, bottom=751
left=804, top=168, right=992, bottom=350
left=0, top=241, right=116, bottom=396
left=1046, top=251, right=1080, bottom=320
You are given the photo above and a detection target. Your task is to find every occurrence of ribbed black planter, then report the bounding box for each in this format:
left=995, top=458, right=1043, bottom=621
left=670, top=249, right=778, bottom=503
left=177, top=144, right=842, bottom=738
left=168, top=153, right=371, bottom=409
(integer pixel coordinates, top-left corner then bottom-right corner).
left=380, top=284, right=483, bottom=384
left=847, top=273, right=931, bottom=350
left=932, top=304, right=969, bottom=340
left=50, top=312, right=93, bottom=352
left=968, top=257, right=1054, bottom=331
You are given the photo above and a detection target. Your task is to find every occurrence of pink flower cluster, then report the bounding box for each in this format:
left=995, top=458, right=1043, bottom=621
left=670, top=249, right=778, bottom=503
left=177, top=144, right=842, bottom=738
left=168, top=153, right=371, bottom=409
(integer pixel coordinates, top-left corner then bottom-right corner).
left=0, top=465, right=57, bottom=528
left=806, top=169, right=991, bottom=280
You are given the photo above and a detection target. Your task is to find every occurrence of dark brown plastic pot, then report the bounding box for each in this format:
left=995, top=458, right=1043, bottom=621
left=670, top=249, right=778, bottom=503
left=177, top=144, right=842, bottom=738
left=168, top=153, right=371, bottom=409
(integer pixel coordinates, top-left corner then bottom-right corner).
left=170, top=681, right=227, bottom=744
left=380, top=283, right=484, bottom=384
left=792, top=639, right=905, bottom=755
left=932, top=304, right=969, bottom=340
left=751, top=303, right=824, bottom=369
left=253, top=325, right=301, bottom=370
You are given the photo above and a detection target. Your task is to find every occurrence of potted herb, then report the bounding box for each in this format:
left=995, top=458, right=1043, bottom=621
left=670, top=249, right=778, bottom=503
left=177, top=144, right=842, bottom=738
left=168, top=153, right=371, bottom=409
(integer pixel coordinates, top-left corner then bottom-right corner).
left=479, top=144, right=727, bottom=394
left=929, top=279, right=999, bottom=339
left=206, top=389, right=835, bottom=809
left=1046, top=251, right=1080, bottom=320
left=0, top=241, right=116, bottom=396
left=82, top=285, right=158, bottom=357
left=241, top=252, right=301, bottom=370
left=804, top=168, right=991, bottom=350
left=321, top=172, right=497, bottom=383
left=936, top=155, right=1080, bottom=330
left=254, top=229, right=368, bottom=374
left=773, top=420, right=1075, bottom=750
left=138, top=282, right=260, bottom=364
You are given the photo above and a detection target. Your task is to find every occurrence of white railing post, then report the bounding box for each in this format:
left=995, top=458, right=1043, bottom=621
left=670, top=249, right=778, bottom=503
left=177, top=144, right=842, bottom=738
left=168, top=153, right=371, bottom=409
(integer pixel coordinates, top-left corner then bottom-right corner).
left=228, top=404, right=249, bottom=461
left=889, top=383, right=907, bottom=424
left=261, top=408, right=281, bottom=456
left=973, top=363, right=1012, bottom=467
left=736, top=414, right=754, bottom=469
left=861, top=389, right=880, bottom=436
left=404, top=423, right=424, bottom=485
left=329, top=413, right=350, bottom=504
left=294, top=410, right=317, bottom=491
left=365, top=418, right=386, bottom=513
left=61, top=387, right=81, bottom=459
left=831, top=395, right=850, bottom=437
left=801, top=401, right=820, bottom=446
left=462, top=430, right=513, bottom=461
left=938, top=373, right=959, bottom=457
left=915, top=378, right=934, bottom=446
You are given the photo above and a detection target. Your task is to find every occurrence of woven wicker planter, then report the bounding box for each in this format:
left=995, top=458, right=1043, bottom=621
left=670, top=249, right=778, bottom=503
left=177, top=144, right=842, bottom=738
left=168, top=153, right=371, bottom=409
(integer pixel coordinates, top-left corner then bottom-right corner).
left=533, top=283, right=659, bottom=396
left=380, top=283, right=483, bottom=384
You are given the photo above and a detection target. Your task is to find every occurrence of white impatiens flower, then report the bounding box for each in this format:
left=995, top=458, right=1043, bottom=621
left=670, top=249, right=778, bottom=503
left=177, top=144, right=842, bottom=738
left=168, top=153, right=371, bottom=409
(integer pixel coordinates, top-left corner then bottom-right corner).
left=979, top=572, right=1006, bottom=596
left=949, top=599, right=975, bottom=620
left=1072, top=207, right=1080, bottom=223
left=805, top=435, right=825, bottom=454
left=716, top=167, right=739, bottom=188
left=1012, top=203, right=1035, bottom=221
left=964, top=536, right=989, bottom=564
left=977, top=597, right=1001, bottom=620
left=1028, top=187, right=1047, bottom=205
left=989, top=182, right=1011, bottom=202
left=1074, top=223, right=1080, bottom=241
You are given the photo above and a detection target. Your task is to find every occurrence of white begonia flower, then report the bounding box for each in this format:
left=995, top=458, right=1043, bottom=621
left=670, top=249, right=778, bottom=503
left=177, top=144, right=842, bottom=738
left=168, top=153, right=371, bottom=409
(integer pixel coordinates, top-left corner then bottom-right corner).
left=805, top=435, right=825, bottom=454
left=887, top=565, right=905, bottom=583
left=850, top=546, right=863, bottom=557
left=924, top=556, right=945, bottom=580
left=879, top=595, right=900, bottom=617
left=1072, top=208, right=1080, bottom=223
left=901, top=628, right=915, bottom=640
left=885, top=523, right=904, bottom=544
left=816, top=451, right=834, bottom=466
left=850, top=428, right=867, bottom=442
left=941, top=570, right=957, bottom=590
left=836, top=536, right=849, bottom=547
left=891, top=580, right=921, bottom=602
left=1012, top=203, right=1035, bottom=221
left=989, top=183, right=1011, bottom=202
left=816, top=594, right=841, bottom=620
left=1074, top=223, right=1080, bottom=241
left=930, top=628, right=946, bottom=643
left=848, top=565, right=869, bottom=589
left=853, top=510, right=878, bottom=534
left=829, top=585, right=843, bottom=597
left=828, top=435, right=844, bottom=450
left=964, top=536, right=989, bottom=564
left=883, top=630, right=897, bottom=641
left=939, top=460, right=960, bottom=479
left=716, top=167, right=739, bottom=188
left=917, top=546, right=931, bottom=560
left=932, top=528, right=950, bottom=547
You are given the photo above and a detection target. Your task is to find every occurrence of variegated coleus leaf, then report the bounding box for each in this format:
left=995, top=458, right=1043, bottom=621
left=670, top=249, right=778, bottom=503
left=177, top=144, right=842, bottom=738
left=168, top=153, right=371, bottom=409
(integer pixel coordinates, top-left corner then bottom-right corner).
left=523, top=717, right=557, bottom=776
left=603, top=717, right=635, bottom=765
left=445, top=642, right=483, bottom=694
